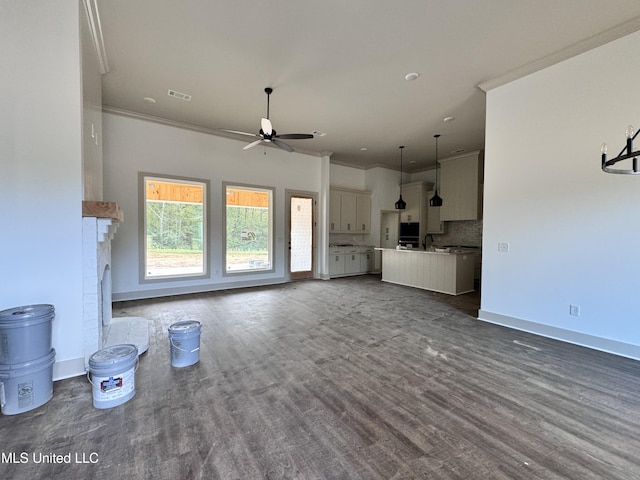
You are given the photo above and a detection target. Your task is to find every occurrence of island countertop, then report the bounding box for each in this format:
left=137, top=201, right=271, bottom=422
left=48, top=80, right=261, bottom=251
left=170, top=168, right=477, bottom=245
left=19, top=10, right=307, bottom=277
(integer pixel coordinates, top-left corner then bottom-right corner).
left=375, top=247, right=478, bottom=256
left=377, top=247, right=476, bottom=295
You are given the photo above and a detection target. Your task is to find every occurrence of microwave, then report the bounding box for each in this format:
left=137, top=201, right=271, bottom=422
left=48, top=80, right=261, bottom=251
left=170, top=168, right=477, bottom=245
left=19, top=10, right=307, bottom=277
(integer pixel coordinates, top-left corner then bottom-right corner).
left=399, top=222, right=419, bottom=238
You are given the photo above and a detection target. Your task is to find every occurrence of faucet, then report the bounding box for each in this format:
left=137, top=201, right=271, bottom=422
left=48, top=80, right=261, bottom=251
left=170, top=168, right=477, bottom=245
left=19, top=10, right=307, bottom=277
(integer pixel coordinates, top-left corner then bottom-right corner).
left=423, top=234, right=434, bottom=250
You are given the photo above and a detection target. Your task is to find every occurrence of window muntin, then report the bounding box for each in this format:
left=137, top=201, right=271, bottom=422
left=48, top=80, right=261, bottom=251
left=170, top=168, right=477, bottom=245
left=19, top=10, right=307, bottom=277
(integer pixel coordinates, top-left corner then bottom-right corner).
left=224, top=184, right=274, bottom=274
left=142, top=175, right=208, bottom=280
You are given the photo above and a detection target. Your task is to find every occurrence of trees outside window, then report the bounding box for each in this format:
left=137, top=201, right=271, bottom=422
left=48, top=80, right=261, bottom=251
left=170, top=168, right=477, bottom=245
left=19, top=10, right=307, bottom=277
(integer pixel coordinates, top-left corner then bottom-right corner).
left=225, top=184, right=273, bottom=273
left=142, top=175, right=208, bottom=280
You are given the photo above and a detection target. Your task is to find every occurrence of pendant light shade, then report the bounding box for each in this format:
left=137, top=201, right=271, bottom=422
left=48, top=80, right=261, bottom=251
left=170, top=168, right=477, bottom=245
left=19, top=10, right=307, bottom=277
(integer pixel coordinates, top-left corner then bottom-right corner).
left=429, top=134, right=443, bottom=207
left=395, top=146, right=406, bottom=210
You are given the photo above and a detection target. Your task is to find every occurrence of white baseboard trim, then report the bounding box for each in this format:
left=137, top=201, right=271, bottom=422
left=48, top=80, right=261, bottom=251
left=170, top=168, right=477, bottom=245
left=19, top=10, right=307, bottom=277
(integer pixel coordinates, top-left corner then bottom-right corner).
left=53, top=357, right=86, bottom=381
left=112, top=277, right=288, bottom=302
left=478, top=310, right=640, bottom=361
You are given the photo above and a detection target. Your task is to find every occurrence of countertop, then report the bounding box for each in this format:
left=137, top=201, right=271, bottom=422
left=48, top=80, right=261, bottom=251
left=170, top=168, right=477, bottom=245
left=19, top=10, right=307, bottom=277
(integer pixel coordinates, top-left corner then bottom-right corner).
left=375, top=247, right=479, bottom=256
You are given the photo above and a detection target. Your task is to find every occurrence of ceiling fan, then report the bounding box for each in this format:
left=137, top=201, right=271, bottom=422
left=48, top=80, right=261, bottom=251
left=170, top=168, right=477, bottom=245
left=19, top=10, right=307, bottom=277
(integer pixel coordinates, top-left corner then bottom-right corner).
left=220, top=87, right=314, bottom=152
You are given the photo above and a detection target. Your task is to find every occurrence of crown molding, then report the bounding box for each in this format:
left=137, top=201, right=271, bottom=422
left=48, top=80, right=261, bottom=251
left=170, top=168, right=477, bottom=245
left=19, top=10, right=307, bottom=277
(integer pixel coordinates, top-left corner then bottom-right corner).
left=479, top=16, right=640, bottom=92
left=83, top=0, right=110, bottom=74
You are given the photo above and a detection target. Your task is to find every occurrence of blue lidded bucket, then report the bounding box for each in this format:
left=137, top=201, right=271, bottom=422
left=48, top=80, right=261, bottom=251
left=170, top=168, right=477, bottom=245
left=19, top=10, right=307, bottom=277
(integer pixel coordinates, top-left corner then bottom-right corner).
left=0, top=304, right=54, bottom=364
left=0, top=348, right=56, bottom=415
left=168, top=321, right=201, bottom=367
left=88, top=344, right=138, bottom=409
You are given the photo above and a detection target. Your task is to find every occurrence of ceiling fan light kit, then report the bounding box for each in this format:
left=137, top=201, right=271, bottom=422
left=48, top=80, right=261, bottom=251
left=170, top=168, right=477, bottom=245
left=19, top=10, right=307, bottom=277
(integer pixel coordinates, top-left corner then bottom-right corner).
left=220, top=87, right=314, bottom=153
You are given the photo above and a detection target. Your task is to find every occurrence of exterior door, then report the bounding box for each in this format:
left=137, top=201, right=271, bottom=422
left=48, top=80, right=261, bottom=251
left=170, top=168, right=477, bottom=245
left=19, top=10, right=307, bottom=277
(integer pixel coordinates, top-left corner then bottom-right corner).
left=288, top=192, right=316, bottom=280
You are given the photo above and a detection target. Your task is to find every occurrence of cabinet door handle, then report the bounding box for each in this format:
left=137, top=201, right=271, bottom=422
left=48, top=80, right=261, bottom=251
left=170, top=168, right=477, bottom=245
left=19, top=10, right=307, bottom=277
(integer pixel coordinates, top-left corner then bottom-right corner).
left=331, top=222, right=334, bottom=230
left=362, top=224, right=365, bottom=231
left=347, top=223, right=351, bottom=230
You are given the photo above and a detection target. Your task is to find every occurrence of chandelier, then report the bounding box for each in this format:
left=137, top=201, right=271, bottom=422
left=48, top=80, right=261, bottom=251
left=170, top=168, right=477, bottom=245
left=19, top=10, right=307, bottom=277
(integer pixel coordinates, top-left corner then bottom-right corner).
left=601, top=125, right=640, bottom=174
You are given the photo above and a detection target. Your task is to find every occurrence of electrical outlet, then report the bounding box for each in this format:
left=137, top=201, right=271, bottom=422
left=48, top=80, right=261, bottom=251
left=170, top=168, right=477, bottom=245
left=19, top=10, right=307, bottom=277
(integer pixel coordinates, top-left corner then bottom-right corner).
left=498, top=242, right=510, bottom=253
left=569, top=304, right=580, bottom=316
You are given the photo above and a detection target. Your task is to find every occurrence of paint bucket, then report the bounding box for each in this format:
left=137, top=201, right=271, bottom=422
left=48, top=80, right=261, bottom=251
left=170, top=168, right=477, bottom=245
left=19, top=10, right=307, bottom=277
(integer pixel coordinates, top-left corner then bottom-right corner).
left=168, top=321, right=201, bottom=367
left=87, top=344, right=138, bottom=409
left=0, top=348, right=56, bottom=415
left=0, top=304, right=54, bottom=364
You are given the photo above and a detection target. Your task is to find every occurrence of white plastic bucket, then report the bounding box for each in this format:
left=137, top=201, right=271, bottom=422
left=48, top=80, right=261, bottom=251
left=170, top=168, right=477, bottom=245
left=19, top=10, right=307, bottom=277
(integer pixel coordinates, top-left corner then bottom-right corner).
left=168, top=321, right=201, bottom=367
left=87, top=344, right=138, bottom=409
left=0, top=304, right=54, bottom=364
left=0, top=348, right=56, bottom=415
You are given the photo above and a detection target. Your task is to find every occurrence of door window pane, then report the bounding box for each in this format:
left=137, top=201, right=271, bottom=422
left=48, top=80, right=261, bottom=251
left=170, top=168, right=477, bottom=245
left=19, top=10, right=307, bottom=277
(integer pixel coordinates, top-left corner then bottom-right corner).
left=290, top=197, right=313, bottom=272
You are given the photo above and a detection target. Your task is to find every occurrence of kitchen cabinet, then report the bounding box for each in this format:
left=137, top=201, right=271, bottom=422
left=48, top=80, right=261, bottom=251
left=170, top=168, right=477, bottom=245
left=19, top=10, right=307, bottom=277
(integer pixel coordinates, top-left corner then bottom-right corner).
left=344, top=247, right=361, bottom=274
left=329, top=246, right=374, bottom=277
left=360, top=247, right=374, bottom=272
left=399, top=183, right=422, bottom=223
left=355, top=194, right=371, bottom=233
left=398, top=181, right=433, bottom=242
left=329, top=247, right=346, bottom=276
left=439, top=151, right=483, bottom=221
left=426, top=190, right=445, bottom=234
left=330, top=189, right=371, bottom=233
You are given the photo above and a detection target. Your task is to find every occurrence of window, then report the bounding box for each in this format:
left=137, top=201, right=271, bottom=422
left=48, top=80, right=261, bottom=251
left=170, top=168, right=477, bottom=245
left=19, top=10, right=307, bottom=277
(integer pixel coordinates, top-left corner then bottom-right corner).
left=224, top=183, right=274, bottom=274
left=141, top=174, right=208, bottom=280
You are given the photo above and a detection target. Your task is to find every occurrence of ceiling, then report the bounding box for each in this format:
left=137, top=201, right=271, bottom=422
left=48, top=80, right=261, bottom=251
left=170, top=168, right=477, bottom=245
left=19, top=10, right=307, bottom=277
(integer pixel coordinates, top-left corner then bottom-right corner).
left=96, top=0, right=640, bottom=172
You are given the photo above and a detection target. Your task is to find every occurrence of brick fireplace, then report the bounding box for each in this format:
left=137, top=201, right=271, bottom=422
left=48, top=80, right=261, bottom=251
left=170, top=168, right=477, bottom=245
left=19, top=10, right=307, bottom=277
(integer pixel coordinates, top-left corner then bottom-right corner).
left=82, top=202, right=148, bottom=366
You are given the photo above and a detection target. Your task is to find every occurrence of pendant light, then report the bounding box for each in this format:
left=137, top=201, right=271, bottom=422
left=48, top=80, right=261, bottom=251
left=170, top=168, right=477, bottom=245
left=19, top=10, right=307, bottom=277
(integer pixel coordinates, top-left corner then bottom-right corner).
left=429, top=134, right=443, bottom=207
left=395, top=146, right=407, bottom=210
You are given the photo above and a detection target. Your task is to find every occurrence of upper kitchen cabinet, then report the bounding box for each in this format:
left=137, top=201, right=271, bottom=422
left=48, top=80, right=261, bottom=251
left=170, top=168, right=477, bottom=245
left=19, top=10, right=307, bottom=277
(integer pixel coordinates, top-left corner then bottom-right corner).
left=426, top=190, right=445, bottom=234
left=439, top=151, right=484, bottom=221
left=330, top=188, right=372, bottom=233
left=399, top=181, right=434, bottom=237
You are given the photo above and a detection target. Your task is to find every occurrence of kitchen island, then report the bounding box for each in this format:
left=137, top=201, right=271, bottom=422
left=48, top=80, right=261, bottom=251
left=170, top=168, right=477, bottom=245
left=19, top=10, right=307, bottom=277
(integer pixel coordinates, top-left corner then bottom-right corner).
left=376, top=247, right=476, bottom=295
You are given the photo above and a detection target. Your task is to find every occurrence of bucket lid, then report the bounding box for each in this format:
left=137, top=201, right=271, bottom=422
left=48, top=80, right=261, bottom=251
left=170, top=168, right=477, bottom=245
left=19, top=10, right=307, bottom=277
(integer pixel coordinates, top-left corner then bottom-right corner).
left=89, top=344, right=138, bottom=368
left=0, top=304, right=55, bottom=325
left=169, top=320, right=201, bottom=333
left=0, top=348, right=56, bottom=377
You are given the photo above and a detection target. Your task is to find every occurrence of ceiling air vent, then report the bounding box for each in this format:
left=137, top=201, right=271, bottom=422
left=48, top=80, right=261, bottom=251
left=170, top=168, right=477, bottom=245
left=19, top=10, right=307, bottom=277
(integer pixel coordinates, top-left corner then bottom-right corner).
left=167, top=89, right=191, bottom=101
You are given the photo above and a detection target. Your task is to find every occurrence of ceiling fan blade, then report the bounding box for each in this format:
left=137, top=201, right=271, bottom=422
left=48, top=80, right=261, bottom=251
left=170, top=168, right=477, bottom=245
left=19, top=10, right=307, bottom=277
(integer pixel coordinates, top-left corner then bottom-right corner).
left=275, top=133, right=314, bottom=140
left=261, top=118, right=272, bottom=136
left=243, top=139, right=263, bottom=150
left=219, top=129, right=259, bottom=138
left=272, top=139, right=294, bottom=152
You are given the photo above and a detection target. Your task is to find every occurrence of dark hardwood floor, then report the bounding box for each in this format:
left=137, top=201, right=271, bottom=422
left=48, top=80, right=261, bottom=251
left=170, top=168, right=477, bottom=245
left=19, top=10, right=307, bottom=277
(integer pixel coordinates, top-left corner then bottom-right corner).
left=3, top=275, right=640, bottom=479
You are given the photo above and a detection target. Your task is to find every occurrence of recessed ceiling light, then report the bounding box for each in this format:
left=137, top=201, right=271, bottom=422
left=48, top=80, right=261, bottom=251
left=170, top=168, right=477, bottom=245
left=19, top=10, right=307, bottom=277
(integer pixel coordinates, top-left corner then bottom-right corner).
left=443, top=116, right=456, bottom=122
left=143, top=97, right=157, bottom=104
left=360, top=147, right=368, bottom=151
left=409, top=160, right=416, bottom=164
left=404, top=72, right=420, bottom=81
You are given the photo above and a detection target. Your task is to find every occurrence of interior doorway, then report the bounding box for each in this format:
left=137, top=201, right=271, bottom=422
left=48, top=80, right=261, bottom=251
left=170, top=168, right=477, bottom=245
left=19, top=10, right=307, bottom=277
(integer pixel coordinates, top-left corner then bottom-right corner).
left=286, top=191, right=317, bottom=280
left=380, top=210, right=399, bottom=249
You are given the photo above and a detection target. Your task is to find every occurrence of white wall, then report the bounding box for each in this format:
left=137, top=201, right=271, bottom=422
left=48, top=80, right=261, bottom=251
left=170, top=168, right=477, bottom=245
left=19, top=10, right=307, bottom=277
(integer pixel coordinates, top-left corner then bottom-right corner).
left=80, top=0, right=104, bottom=201
left=0, top=0, right=86, bottom=379
left=103, top=113, right=328, bottom=300
left=480, top=30, right=640, bottom=359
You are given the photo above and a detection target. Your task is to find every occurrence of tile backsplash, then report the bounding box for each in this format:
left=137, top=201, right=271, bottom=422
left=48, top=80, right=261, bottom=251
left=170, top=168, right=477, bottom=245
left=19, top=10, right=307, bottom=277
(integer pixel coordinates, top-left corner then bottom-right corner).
left=433, top=220, right=482, bottom=247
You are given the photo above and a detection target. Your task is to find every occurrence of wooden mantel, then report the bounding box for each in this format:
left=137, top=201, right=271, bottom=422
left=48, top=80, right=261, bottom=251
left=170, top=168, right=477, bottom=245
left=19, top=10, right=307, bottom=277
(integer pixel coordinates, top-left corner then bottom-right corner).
left=82, top=201, right=124, bottom=222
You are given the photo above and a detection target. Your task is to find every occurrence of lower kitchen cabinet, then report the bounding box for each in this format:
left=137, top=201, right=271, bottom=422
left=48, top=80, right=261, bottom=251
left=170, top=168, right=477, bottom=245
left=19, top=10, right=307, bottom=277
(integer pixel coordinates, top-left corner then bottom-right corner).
left=329, top=246, right=374, bottom=278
